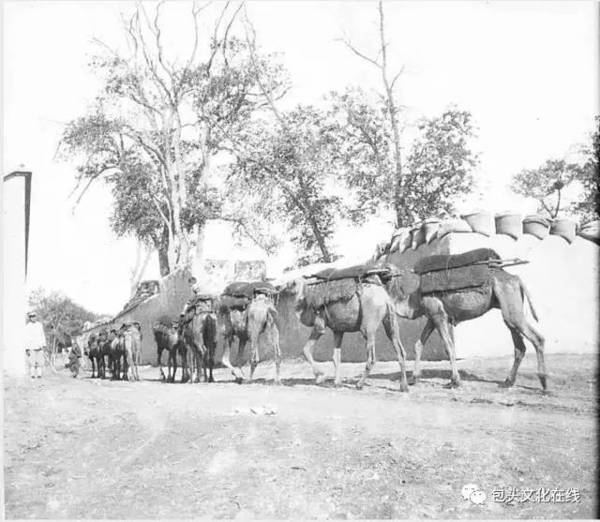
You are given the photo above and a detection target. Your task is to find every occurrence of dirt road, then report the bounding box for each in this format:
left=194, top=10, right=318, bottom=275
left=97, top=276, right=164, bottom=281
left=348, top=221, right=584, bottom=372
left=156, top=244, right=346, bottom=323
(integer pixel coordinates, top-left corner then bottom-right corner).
left=3, top=354, right=597, bottom=519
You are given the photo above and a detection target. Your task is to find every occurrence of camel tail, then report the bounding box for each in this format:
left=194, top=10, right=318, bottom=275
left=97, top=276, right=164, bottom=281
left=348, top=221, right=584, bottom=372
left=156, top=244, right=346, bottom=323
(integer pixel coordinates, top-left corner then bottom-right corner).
left=520, top=279, right=539, bottom=322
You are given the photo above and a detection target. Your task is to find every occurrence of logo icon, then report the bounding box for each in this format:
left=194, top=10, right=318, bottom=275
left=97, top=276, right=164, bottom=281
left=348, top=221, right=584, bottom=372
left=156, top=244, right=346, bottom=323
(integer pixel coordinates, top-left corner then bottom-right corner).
left=462, top=484, right=487, bottom=504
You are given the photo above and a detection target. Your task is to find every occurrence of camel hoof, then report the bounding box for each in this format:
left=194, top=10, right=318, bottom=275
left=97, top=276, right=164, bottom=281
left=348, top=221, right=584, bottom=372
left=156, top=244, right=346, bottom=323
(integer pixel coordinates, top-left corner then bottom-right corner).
left=538, top=374, right=548, bottom=391
left=235, top=377, right=244, bottom=385
left=408, top=375, right=420, bottom=386
left=356, top=381, right=365, bottom=390
left=501, top=378, right=514, bottom=388
left=208, top=377, right=215, bottom=383
left=399, top=383, right=409, bottom=393
left=315, top=373, right=327, bottom=385
left=444, top=380, right=461, bottom=389
left=334, top=380, right=342, bottom=388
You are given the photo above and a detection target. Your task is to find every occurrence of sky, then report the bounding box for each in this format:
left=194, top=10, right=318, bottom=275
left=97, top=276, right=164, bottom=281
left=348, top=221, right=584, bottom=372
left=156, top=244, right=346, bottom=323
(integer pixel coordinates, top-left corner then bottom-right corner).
left=2, top=1, right=598, bottom=315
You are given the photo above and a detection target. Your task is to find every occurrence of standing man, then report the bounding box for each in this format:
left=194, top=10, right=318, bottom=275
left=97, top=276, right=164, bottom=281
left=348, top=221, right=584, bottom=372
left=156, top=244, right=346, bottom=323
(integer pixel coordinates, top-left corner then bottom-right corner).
left=25, top=311, right=46, bottom=379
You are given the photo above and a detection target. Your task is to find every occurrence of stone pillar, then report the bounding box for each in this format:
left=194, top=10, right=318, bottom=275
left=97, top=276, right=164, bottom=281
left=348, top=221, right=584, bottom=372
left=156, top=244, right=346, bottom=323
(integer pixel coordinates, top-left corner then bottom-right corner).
left=2, top=170, right=31, bottom=377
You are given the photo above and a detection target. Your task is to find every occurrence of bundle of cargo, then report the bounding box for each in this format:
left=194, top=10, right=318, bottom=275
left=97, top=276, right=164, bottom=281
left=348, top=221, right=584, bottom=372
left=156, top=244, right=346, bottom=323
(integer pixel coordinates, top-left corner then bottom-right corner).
left=219, top=281, right=277, bottom=311
left=550, top=218, right=577, bottom=244
left=388, top=228, right=412, bottom=254
left=495, top=213, right=522, bottom=240
left=461, top=212, right=495, bottom=236
left=522, top=214, right=551, bottom=239
left=437, top=218, right=472, bottom=240
left=577, top=220, right=600, bottom=245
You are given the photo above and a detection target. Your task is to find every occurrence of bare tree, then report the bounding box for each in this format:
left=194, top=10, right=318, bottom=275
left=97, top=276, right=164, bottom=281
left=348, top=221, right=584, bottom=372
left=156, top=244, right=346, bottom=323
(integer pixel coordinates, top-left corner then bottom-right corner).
left=340, top=0, right=408, bottom=225
left=61, top=1, right=287, bottom=273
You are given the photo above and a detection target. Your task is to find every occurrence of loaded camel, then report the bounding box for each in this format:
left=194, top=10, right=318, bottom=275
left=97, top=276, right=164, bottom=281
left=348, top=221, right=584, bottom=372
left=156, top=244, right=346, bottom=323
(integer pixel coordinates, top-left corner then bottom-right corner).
left=153, top=318, right=186, bottom=382
left=109, top=328, right=127, bottom=380
left=179, top=295, right=217, bottom=383
left=287, top=265, right=409, bottom=391
left=382, top=248, right=546, bottom=390
left=219, top=281, right=281, bottom=384
left=121, top=322, right=142, bottom=381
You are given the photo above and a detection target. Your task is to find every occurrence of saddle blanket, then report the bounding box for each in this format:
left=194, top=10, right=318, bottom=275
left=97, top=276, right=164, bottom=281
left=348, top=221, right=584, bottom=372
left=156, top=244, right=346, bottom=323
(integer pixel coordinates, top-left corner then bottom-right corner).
left=419, top=264, right=492, bottom=294
left=311, top=264, right=392, bottom=282
left=414, top=248, right=500, bottom=275
left=222, top=281, right=277, bottom=299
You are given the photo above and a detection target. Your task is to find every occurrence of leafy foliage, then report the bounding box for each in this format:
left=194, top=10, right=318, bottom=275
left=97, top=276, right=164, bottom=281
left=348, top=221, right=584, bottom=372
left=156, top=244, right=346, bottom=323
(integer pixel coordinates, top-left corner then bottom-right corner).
left=403, top=109, right=478, bottom=221
left=328, top=90, right=479, bottom=225
left=28, top=289, right=101, bottom=350
left=511, top=117, right=599, bottom=222
left=59, top=4, right=288, bottom=273
left=569, top=116, right=599, bottom=222
left=511, top=159, right=582, bottom=219
left=228, top=105, right=346, bottom=265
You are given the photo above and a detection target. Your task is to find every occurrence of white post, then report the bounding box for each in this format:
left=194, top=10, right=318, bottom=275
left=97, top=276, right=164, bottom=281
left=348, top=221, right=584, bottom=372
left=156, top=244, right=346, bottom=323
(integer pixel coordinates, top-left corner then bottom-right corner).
left=2, top=170, right=30, bottom=377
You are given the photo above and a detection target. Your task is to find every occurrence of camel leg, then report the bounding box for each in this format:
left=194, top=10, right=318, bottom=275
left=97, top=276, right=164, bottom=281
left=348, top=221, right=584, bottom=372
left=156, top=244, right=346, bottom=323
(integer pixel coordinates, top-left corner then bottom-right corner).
left=410, top=319, right=434, bottom=385
left=522, top=321, right=547, bottom=390
left=332, top=331, right=343, bottom=387
left=158, top=348, right=166, bottom=381
left=186, top=344, right=195, bottom=384
left=221, top=336, right=239, bottom=380
left=133, top=348, right=140, bottom=381
left=235, top=338, right=248, bottom=383
left=504, top=321, right=546, bottom=390
left=356, top=331, right=376, bottom=390
left=172, top=349, right=178, bottom=383
left=207, top=347, right=215, bottom=383
left=179, top=344, right=188, bottom=383
left=382, top=309, right=409, bottom=392
left=193, top=347, right=201, bottom=383
left=302, top=326, right=325, bottom=385
left=431, top=312, right=461, bottom=387
left=504, top=328, right=527, bottom=387
left=273, top=325, right=282, bottom=385
left=496, top=280, right=547, bottom=390
left=249, top=333, right=260, bottom=382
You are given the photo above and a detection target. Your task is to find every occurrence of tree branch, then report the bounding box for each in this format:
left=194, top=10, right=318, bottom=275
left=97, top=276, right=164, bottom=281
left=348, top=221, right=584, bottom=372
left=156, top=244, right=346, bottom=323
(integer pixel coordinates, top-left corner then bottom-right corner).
left=336, top=37, right=382, bottom=69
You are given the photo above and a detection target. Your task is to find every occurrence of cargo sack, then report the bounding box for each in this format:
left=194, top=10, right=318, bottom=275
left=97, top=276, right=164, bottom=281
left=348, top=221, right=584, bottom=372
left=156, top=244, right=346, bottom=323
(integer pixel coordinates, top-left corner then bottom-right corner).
left=420, top=264, right=493, bottom=294
left=414, top=248, right=501, bottom=275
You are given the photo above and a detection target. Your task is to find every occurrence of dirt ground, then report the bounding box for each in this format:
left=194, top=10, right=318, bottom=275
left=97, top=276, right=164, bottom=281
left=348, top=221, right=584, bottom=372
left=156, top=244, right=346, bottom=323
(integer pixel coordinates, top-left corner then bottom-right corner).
left=3, top=353, right=598, bottom=519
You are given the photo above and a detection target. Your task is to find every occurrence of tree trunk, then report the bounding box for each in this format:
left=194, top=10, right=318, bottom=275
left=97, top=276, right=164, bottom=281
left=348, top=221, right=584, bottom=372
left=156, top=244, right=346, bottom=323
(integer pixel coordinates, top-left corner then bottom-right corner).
left=129, top=242, right=152, bottom=297
left=309, top=217, right=332, bottom=263
left=158, top=226, right=171, bottom=277
left=376, top=2, right=404, bottom=228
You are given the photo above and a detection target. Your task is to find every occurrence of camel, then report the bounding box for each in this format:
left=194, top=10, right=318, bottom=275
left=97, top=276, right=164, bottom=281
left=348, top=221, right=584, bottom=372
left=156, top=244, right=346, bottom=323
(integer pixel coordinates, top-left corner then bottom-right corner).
left=288, top=273, right=409, bottom=392
left=219, top=305, right=248, bottom=382
left=87, top=334, right=100, bottom=378
left=384, top=260, right=546, bottom=390
left=121, top=322, right=142, bottom=381
left=179, top=299, right=217, bottom=383
left=96, top=329, right=112, bottom=379
left=153, top=320, right=185, bottom=382
left=109, top=329, right=127, bottom=380
left=219, top=286, right=281, bottom=384
left=245, top=294, right=282, bottom=384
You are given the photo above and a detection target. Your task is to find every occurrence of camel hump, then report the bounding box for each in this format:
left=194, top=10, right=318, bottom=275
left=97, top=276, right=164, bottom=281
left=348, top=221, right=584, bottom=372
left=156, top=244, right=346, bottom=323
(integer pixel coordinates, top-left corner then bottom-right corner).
left=414, top=248, right=501, bottom=275
left=222, top=280, right=277, bottom=299
left=311, top=263, right=393, bottom=282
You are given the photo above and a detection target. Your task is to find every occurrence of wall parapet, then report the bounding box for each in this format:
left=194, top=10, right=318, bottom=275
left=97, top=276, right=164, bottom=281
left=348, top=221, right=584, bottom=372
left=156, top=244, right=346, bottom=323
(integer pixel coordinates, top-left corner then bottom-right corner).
left=375, top=213, right=599, bottom=260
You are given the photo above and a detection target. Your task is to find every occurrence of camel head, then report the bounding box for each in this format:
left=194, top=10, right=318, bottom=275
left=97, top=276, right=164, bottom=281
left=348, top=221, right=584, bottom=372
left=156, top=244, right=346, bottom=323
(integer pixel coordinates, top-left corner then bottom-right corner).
left=382, top=266, right=421, bottom=319
left=281, top=277, right=305, bottom=301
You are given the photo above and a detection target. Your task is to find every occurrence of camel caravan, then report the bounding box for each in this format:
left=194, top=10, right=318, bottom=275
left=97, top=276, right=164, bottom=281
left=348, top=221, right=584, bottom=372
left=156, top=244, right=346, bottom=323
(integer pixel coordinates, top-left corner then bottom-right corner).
left=81, top=242, right=544, bottom=392
left=74, top=209, right=580, bottom=391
